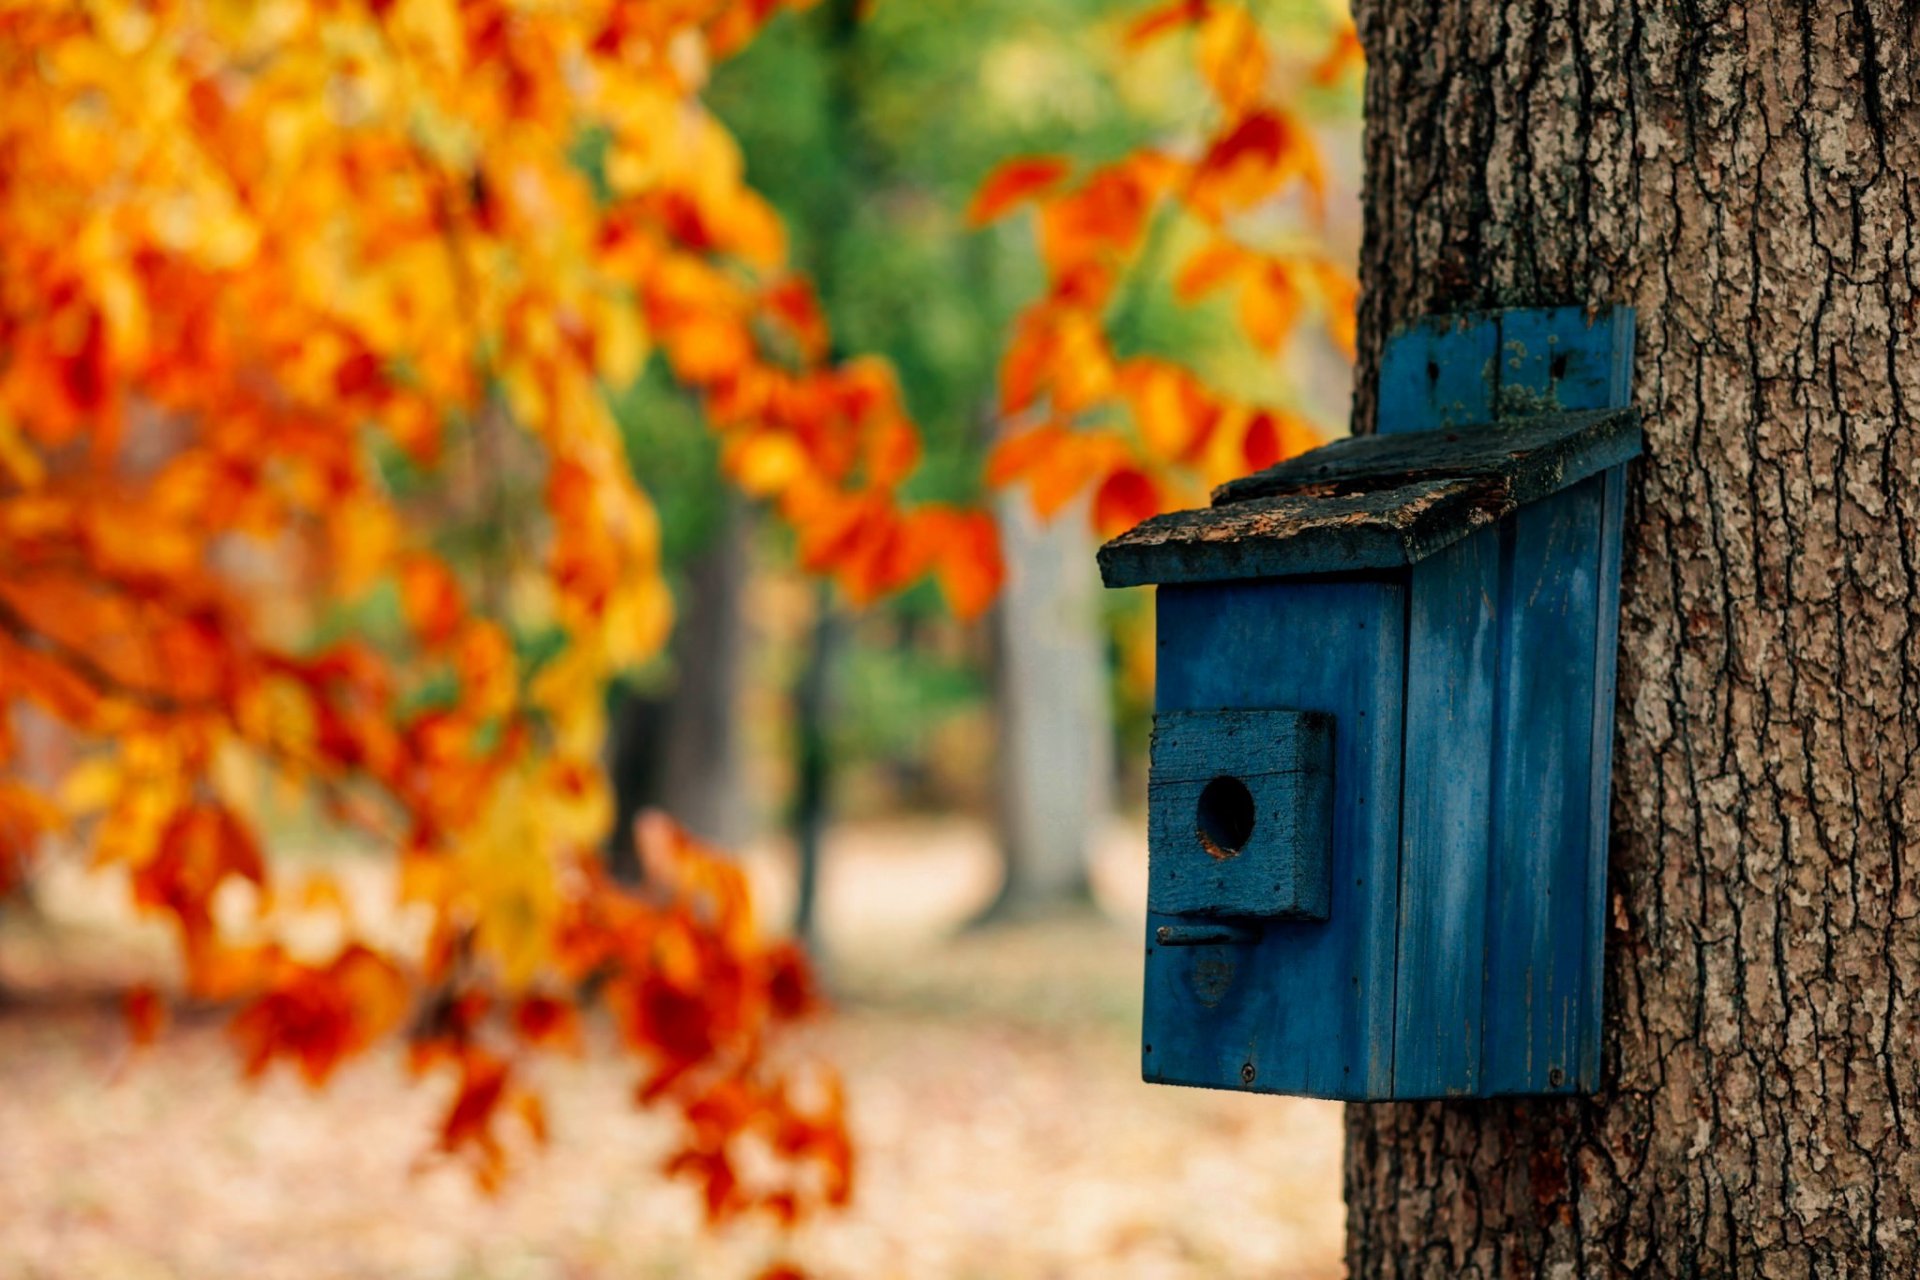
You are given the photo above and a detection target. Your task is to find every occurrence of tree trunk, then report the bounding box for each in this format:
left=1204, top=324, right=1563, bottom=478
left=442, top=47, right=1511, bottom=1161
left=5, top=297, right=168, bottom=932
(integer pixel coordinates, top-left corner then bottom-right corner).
left=658, top=497, right=750, bottom=849
left=791, top=583, right=841, bottom=947
left=978, top=492, right=1113, bottom=920
left=1343, top=2, right=1920, bottom=1273
left=604, top=501, right=750, bottom=878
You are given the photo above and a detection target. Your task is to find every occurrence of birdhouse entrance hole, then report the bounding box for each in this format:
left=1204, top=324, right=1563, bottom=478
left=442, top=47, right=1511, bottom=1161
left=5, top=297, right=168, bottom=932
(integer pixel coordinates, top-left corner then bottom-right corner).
left=1196, top=775, right=1255, bottom=859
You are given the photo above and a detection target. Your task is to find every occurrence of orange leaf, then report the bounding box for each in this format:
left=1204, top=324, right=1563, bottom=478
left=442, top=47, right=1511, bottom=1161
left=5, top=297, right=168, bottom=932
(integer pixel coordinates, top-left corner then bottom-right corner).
left=1242, top=409, right=1281, bottom=472
left=132, top=803, right=267, bottom=942
left=1312, top=23, right=1365, bottom=86
left=400, top=556, right=465, bottom=650
left=1124, top=0, right=1211, bottom=46
left=1038, top=163, right=1160, bottom=274
left=987, top=423, right=1071, bottom=489
left=861, top=415, right=922, bottom=490
left=1118, top=359, right=1220, bottom=463
left=229, top=946, right=408, bottom=1087
left=1237, top=261, right=1303, bottom=353
left=763, top=277, right=831, bottom=363
left=1312, top=261, right=1360, bottom=358
left=513, top=994, right=584, bottom=1053
left=922, top=508, right=1004, bottom=621
left=724, top=430, right=811, bottom=497
left=1189, top=109, right=1318, bottom=220
left=1174, top=240, right=1253, bottom=301
left=1196, top=3, right=1271, bottom=113
left=967, top=156, right=1071, bottom=226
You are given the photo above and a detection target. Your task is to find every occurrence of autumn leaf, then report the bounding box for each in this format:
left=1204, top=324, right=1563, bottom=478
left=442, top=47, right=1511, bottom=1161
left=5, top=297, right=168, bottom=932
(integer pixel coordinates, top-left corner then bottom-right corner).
left=1237, top=259, right=1305, bottom=353
left=1093, top=467, right=1162, bottom=539
left=1174, top=240, right=1254, bottom=301
left=1037, top=161, right=1165, bottom=274
left=1312, top=23, right=1365, bottom=86
left=981, top=0, right=1350, bottom=553
left=920, top=508, right=1005, bottom=622
left=1119, top=358, right=1222, bottom=464
left=967, top=156, right=1072, bottom=226
left=400, top=556, right=466, bottom=651
left=230, top=946, right=409, bottom=1087
left=124, top=984, right=168, bottom=1049
left=1189, top=108, right=1324, bottom=221
left=1124, top=0, right=1211, bottom=46
left=0, top=0, right=871, bottom=1226
left=1196, top=3, right=1272, bottom=113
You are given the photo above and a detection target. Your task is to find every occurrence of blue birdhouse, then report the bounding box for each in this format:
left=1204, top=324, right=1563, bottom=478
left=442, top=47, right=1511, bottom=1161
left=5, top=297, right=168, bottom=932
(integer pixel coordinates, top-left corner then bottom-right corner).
left=1098, top=306, right=1640, bottom=1099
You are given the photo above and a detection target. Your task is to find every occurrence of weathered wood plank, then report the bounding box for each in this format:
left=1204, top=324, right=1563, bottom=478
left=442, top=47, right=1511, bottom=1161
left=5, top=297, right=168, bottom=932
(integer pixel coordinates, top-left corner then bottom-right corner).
left=1480, top=480, right=1604, bottom=1095
left=1497, top=305, right=1636, bottom=414
left=1391, top=526, right=1500, bottom=1098
left=1099, top=477, right=1502, bottom=588
left=1105, top=408, right=1641, bottom=589
left=1147, top=708, right=1335, bottom=921
left=1581, top=463, right=1629, bottom=1087
left=1212, top=407, right=1639, bottom=507
left=1492, top=304, right=1634, bottom=1091
left=1146, top=578, right=1405, bottom=1099
left=1377, top=312, right=1499, bottom=434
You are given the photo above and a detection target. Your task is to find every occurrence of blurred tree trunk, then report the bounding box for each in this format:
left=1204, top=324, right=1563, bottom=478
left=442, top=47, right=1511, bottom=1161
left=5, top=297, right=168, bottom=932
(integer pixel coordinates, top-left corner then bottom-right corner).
left=784, top=0, right=867, bottom=945
left=978, top=494, right=1112, bottom=920
left=658, top=498, right=750, bottom=849
left=605, top=501, right=749, bottom=878
left=1343, top=2, right=1920, bottom=1272
left=791, top=585, right=841, bottom=947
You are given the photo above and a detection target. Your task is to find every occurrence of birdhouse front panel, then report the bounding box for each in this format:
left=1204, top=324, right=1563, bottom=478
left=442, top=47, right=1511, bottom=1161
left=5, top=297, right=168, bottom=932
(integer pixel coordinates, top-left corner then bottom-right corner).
left=1105, top=305, right=1639, bottom=1102
left=1148, top=576, right=1407, bottom=1099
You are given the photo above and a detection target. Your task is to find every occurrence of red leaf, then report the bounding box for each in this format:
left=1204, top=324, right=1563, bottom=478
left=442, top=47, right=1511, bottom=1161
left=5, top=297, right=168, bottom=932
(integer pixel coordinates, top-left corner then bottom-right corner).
left=1093, top=466, right=1161, bottom=539
left=1124, top=0, right=1210, bottom=46
left=124, top=985, right=168, bottom=1048
left=967, top=156, right=1071, bottom=226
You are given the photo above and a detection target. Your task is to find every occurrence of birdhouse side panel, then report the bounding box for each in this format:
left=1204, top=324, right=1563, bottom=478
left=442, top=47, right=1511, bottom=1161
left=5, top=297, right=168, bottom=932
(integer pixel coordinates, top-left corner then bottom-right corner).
left=1582, top=463, right=1628, bottom=1086
left=1480, top=475, right=1609, bottom=1095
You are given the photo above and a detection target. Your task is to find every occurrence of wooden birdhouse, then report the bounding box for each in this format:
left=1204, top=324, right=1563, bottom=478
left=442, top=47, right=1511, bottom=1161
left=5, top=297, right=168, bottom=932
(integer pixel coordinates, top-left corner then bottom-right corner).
left=1098, top=306, right=1640, bottom=1099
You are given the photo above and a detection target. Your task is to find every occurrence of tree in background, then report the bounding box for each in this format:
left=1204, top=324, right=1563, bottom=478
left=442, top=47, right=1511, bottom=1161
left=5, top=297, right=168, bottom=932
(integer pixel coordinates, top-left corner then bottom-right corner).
left=0, top=0, right=1011, bottom=1222
left=973, top=0, right=1362, bottom=912
left=0, top=0, right=1359, bottom=1256
left=651, top=0, right=1189, bottom=925
left=1341, top=1, right=1920, bottom=1272
left=689, top=0, right=1361, bottom=919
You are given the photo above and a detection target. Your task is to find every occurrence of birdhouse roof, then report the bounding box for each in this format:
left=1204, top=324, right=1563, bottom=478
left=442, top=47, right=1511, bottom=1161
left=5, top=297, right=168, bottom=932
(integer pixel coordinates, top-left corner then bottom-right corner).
left=1098, top=408, right=1640, bottom=588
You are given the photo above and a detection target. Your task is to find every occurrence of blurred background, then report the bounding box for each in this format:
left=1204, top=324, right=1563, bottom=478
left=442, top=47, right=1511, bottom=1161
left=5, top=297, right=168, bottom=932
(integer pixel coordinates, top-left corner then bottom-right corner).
left=0, top=0, right=1361, bottom=1275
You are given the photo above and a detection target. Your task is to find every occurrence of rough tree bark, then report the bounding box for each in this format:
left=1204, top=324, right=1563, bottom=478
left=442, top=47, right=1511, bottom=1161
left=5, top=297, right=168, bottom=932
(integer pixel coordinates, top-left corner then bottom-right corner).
left=1342, top=2, right=1920, bottom=1273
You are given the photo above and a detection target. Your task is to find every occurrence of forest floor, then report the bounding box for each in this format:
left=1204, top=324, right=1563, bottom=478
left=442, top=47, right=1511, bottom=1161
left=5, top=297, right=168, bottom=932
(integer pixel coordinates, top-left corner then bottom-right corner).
left=0, top=818, right=1343, bottom=1280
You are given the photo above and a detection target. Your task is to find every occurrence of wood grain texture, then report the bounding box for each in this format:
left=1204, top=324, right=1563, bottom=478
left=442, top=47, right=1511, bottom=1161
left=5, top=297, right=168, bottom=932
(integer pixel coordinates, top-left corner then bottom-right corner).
left=1480, top=480, right=1605, bottom=1096
left=1377, top=313, right=1498, bottom=431
left=1391, top=525, right=1500, bottom=1098
left=1342, top=0, right=1920, bottom=1273
left=1147, top=578, right=1406, bottom=1098
left=1099, top=477, right=1502, bottom=587
left=1212, top=407, right=1638, bottom=507
left=1146, top=708, right=1335, bottom=921
left=1101, top=407, right=1642, bottom=588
